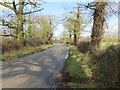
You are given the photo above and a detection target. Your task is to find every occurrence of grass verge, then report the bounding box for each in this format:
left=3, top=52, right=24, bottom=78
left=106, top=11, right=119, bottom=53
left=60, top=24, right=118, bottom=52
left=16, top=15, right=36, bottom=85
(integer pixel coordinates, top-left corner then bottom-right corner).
left=1, top=44, right=55, bottom=61
left=62, top=45, right=95, bottom=88
left=59, top=42, right=119, bottom=88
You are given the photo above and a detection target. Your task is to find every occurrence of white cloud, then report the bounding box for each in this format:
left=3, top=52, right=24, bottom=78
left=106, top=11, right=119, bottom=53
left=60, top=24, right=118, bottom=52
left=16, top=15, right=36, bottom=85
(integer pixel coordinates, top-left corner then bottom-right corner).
left=105, top=26, right=118, bottom=35
left=0, top=8, right=2, bottom=14
left=53, top=24, right=64, bottom=39
left=106, top=15, right=118, bottom=35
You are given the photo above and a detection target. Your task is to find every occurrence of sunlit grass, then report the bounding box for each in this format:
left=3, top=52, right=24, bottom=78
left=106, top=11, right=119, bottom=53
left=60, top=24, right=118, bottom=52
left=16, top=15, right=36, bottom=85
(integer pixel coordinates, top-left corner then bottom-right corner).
left=67, top=82, right=95, bottom=88
left=64, top=45, right=94, bottom=88
left=1, top=44, right=55, bottom=61
left=101, top=42, right=119, bottom=50
left=64, top=40, right=119, bottom=88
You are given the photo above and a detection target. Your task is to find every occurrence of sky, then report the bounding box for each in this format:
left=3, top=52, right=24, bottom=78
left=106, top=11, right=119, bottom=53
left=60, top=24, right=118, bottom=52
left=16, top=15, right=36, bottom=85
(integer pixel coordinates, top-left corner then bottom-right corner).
left=39, top=2, right=118, bottom=38
left=0, top=0, right=119, bottom=39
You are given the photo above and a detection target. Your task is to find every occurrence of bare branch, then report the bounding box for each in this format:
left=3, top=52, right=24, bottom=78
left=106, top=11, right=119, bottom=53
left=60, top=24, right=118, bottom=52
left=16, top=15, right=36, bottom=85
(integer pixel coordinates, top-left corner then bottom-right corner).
left=23, top=8, right=43, bottom=15
left=107, top=4, right=117, bottom=14
left=79, top=3, right=96, bottom=10
left=12, top=1, right=17, bottom=11
left=0, top=19, right=17, bottom=29
left=1, top=34, right=17, bottom=38
left=0, top=2, right=17, bottom=13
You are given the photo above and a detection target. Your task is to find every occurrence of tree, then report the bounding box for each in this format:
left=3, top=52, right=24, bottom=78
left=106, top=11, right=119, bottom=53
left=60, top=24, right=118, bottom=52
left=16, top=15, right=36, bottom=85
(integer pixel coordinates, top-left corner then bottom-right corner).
left=63, top=22, right=74, bottom=42
left=90, top=2, right=108, bottom=52
left=64, top=3, right=86, bottom=45
left=25, top=15, right=36, bottom=39
left=0, top=0, right=43, bottom=45
left=64, top=3, right=88, bottom=45
left=36, top=15, right=58, bottom=43
left=81, top=1, right=108, bottom=52
left=81, top=0, right=117, bottom=52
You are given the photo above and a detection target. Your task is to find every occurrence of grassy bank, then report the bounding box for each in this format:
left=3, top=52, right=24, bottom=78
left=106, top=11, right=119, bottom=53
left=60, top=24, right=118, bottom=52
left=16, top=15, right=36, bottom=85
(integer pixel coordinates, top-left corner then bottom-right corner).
left=62, top=45, right=95, bottom=88
left=61, top=42, right=119, bottom=88
left=1, top=44, right=55, bottom=61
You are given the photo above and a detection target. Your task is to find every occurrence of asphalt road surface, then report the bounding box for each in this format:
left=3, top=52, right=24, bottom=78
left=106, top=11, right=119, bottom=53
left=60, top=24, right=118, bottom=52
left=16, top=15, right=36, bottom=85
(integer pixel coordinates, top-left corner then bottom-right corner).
left=1, top=43, right=69, bottom=88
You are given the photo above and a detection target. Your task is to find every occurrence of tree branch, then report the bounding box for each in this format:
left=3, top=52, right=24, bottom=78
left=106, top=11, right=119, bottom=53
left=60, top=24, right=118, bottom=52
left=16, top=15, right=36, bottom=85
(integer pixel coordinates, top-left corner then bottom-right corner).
left=107, top=4, right=117, bottom=14
left=23, top=8, right=43, bottom=15
left=0, top=2, right=14, bottom=10
left=0, top=2, right=17, bottom=13
left=1, top=34, right=17, bottom=38
left=12, top=1, right=17, bottom=11
left=79, top=3, right=96, bottom=10
left=0, top=19, right=17, bottom=29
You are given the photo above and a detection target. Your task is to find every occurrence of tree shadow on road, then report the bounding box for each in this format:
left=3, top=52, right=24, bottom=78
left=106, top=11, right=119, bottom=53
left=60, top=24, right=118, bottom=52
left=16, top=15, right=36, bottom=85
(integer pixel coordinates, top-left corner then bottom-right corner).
left=2, top=45, right=69, bottom=88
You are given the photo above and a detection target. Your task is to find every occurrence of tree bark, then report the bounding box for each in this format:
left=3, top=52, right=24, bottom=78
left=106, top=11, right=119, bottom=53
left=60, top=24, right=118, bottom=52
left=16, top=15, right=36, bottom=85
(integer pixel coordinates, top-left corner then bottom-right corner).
left=90, top=2, right=107, bottom=52
left=16, top=1, right=25, bottom=45
left=73, top=5, right=81, bottom=45
left=73, top=28, right=77, bottom=45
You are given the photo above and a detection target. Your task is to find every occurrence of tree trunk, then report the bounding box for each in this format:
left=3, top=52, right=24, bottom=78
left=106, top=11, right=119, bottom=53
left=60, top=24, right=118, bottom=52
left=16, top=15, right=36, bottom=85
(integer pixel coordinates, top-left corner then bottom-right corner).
left=76, top=23, right=80, bottom=45
left=69, top=32, right=72, bottom=42
left=48, top=32, right=53, bottom=43
left=73, top=23, right=80, bottom=45
left=90, top=2, right=107, bottom=52
left=74, top=5, right=81, bottom=45
left=16, top=1, right=25, bottom=45
left=73, top=27, right=77, bottom=45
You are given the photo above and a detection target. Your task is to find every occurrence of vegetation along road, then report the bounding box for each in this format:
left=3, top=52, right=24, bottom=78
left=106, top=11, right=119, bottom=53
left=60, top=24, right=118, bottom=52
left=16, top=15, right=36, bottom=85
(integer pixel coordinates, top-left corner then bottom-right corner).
left=1, top=44, right=69, bottom=88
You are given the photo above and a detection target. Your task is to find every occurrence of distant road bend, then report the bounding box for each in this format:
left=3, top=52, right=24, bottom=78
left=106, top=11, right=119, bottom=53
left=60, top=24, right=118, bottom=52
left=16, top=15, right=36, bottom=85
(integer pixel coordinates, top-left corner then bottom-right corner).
left=1, top=43, right=69, bottom=88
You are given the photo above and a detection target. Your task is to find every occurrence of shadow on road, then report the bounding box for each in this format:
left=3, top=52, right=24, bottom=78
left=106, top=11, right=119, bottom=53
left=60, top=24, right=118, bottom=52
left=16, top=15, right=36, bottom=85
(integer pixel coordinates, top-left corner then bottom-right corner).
left=2, top=44, right=68, bottom=88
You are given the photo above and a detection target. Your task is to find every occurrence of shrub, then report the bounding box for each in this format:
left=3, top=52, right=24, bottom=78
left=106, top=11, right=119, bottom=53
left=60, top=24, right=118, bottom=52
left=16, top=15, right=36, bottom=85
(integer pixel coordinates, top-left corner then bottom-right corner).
left=2, top=39, right=22, bottom=54
left=77, top=41, right=90, bottom=53
left=25, top=38, right=42, bottom=46
left=25, top=38, right=51, bottom=46
left=91, top=45, right=120, bottom=88
left=2, top=37, right=52, bottom=54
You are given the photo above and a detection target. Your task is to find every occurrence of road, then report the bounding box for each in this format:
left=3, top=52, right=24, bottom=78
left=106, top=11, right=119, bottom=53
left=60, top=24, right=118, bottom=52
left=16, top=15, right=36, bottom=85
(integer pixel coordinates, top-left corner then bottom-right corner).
left=1, top=44, right=69, bottom=88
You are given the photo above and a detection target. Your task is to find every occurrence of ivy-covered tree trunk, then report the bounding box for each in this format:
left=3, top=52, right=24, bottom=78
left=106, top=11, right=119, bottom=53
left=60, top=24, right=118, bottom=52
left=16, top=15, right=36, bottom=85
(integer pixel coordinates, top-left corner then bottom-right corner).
left=76, top=5, right=80, bottom=45
left=73, top=5, right=81, bottom=45
left=48, top=32, right=53, bottom=43
left=76, top=22, right=80, bottom=45
left=69, top=31, right=72, bottom=42
left=73, top=28, right=77, bottom=45
left=90, top=2, right=107, bottom=52
left=16, top=1, right=25, bottom=45
left=73, top=25, right=80, bottom=45
left=47, top=17, right=54, bottom=44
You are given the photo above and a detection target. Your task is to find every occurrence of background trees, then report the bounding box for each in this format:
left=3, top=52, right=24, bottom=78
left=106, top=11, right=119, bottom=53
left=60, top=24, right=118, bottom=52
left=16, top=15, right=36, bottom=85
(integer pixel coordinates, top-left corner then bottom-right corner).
left=63, top=22, right=74, bottom=43
left=35, top=15, right=58, bottom=43
left=0, top=0, right=43, bottom=45
left=63, top=3, right=86, bottom=45
left=0, top=1, right=118, bottom=52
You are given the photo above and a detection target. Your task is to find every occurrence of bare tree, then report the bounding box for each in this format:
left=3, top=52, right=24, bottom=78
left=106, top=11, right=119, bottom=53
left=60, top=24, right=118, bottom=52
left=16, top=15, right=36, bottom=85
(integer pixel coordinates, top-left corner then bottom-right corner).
left=64, top=3, right=84, bottom=45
